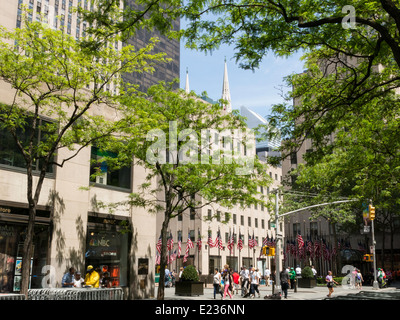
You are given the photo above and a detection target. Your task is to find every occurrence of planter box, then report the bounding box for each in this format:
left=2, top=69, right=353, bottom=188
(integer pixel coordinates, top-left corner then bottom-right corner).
left=175, top=281, right=204, bottom=296
left=298, top=278, right=317, bottom=288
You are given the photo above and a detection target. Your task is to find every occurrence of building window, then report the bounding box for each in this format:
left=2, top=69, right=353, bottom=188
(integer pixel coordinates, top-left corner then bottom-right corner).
left=233, top=214, right=237, bottom=224
left=255, top=218, right=258, bottom=228
left=248, top=217, right=251, bottom=227
left=0, top=116, right=54, bottom=173
left=207, top=209, right=212, bottom=220
left=240, top=215, right=244, bottom=226
left=90, top=146, right=131, bottom=190
left=310, top=222, right=318, bottom=239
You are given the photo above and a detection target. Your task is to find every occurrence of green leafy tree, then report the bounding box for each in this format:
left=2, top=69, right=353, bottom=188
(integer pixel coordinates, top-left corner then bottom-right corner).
left=0, top=15, right=166, bottom=296
left=95, top=82, right=273, bottom=300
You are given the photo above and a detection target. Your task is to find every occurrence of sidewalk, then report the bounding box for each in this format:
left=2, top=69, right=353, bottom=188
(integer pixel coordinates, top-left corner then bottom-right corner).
left=162, top=283, right=399, bottom=300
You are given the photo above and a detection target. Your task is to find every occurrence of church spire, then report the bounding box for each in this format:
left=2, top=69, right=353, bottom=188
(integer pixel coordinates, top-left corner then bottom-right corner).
left=185, top=67, right=190, bottom=94
left=221, top=58, right=232, bottom=112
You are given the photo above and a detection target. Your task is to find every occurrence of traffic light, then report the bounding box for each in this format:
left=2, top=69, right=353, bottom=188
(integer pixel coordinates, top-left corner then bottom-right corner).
left=363, top=254, right=373, bottom=262
left=262, top=246, right=269, bottom=255
left=369, top=205, right=375, bottom=220
left=268, top=247, right=275, bottom=256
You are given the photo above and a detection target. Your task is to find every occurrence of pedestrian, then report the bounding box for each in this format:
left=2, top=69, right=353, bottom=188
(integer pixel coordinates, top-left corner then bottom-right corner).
left=101, top=271, right=112, bottom=288
left=61, top=267, right=75, bottom=287
left=295, top=265, right=301, bottom=276
left=178, top=267, right=184, bottom=281
left=240, top=265, right=250, bottom=296
left=311, top=266, right=317, bottom=279
left=326, top=271, right=339, bottom=298
left=264, top=267, right=271, bottom=286
left=84, top=265, right=100, bottom=288
left=73, top=271, right=84, bottom=288
left=221, top=268, right=233, bottom=300
left=250, top=267, right=260, bottom=298
left=355, top=269, right=363, bottom=290
left=213, top=268, right=223, bottom=299
left=289, top=267, right=296, bottom=289
left=232, top=269, right=240, bottom=295
left=280, top=267, right=290, bottom=299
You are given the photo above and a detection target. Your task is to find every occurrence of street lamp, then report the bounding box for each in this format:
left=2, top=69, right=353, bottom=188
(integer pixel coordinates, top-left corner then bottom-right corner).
left=369, top=201, right=379, bottom=290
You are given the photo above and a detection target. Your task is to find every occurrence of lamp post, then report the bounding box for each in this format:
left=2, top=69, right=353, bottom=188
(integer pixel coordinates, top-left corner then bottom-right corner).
left=271, top=189, right=357, bottom=295
left=369, top=200, right=379, bottom=290
left=274, top=190, right=281, bottom=290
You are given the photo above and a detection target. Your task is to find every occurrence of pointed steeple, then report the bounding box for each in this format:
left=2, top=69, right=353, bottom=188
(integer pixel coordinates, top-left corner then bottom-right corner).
left=221, top=58, right=232, bottom=112
left=185, top=67, right=190, bottom=94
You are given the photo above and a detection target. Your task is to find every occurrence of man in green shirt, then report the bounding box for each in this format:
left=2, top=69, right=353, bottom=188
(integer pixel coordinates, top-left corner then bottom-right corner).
left=289, top=267, right=296, bottom=289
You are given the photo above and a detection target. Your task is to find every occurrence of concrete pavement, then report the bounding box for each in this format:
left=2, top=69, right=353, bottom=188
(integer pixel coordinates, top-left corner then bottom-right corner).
left=161, top=283, right=400, bottom=300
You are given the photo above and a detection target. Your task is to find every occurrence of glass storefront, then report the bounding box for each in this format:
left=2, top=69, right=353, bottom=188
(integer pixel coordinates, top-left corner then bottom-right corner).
left=0, top=220, right=49, bottom=293
left=85, top=215, right=130, bottom=287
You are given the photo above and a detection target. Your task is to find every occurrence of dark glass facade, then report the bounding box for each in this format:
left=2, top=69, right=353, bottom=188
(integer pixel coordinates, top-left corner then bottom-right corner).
left=122, top=1, right=180, bottom=93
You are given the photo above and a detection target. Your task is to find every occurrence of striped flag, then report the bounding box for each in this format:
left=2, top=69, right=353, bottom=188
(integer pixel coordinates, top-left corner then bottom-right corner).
left=156, top=235, right=162, bottom=254
left=196, top=230, right=202, bottom=251
left=170, top=250, right=177, bottom=262
left=248, top=232, right=254, bottom=249
left=207, top=230, right=215, bottom=248
left=183, top=233, right=194, bottom=263
left=227, top=230, right=234, bottom=252
left=215, top=230, right=223, bottom=250
left=177, top=234, right=182, bottom=258
left=297, top=233, right=304, bottom=249
left=237, top=231, right=243, bottom=251
left=167, top=232, right=173, bottom=251
left=263, top=235, right=268, bottom=247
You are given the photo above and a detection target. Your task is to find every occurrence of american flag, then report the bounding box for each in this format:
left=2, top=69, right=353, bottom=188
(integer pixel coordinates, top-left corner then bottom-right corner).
left=177, top=234, right=182, bottom=258
left=196, top=230, right=202, bottom=251
left=227, top=231, right=234, bottom=252
left=248, top=233, right=254, bottom=248
left=207, top=230, right=215, bottom=248
left=183, top=233, right=194, bottom=263
left=297, top=233, right=304, bottom=249
left=215, top=230, right=223, bottom=250
left=263, top=235, right=269, bottom=247
left=156, top=235, right=162, bottom=254
left=237, top=231, right=243, bottom=251
left=253, top=233, right=258, bottom=247
left=155, top=252, right=160, bottom=265
left=167, top=232, right=173, bottom=251
left=170, top=250, right=177, bottom=262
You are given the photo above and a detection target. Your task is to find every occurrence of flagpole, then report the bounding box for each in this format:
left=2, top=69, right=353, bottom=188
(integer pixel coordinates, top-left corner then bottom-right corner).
left=208, top=228, right=210, bottom=275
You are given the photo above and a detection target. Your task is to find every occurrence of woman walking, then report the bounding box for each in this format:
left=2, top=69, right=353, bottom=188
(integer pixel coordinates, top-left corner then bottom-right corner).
left=213, top=268, right=223, bottom=299
left=326, top=271, right=339, bottom=298
left=222, top=268, right=233, bottom=300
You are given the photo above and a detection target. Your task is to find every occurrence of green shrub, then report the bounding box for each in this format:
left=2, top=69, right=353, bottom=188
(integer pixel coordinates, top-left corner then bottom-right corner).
left=180, top=265, right=199, bottom=282
left=301, top=266, right=314, bottom=279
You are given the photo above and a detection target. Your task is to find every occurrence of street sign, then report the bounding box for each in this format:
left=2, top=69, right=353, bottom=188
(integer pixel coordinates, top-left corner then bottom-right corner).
left=364, top=226, right=370, bottom=233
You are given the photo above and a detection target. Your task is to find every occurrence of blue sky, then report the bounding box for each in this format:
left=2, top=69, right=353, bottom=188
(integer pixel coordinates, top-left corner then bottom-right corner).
left=179, top=36, right=305, bottom=119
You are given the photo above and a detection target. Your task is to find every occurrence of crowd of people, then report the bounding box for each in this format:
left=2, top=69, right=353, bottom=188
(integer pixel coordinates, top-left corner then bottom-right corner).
left=212, top=264, right=266, bottom=300
left=61, top=265, right=113, bottom=288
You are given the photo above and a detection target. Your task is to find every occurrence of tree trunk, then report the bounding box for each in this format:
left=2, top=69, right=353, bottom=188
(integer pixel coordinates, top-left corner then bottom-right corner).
left=156, top=213, right=170, bottom=300
left=20, top=164, right=46, bottom=297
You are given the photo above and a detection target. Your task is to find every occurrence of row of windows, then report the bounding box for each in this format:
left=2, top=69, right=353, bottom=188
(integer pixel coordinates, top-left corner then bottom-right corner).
left=0, top=122, right=131, bottom=190
left=177, top=209, right=272, bottom=230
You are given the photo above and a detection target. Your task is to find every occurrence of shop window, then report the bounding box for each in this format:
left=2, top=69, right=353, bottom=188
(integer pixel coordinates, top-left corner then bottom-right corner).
left=85, top=216, right=130, bottom=288
left=90, top=146, right=131, bottom=190
left=0, top=221, right=49, bottom=293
